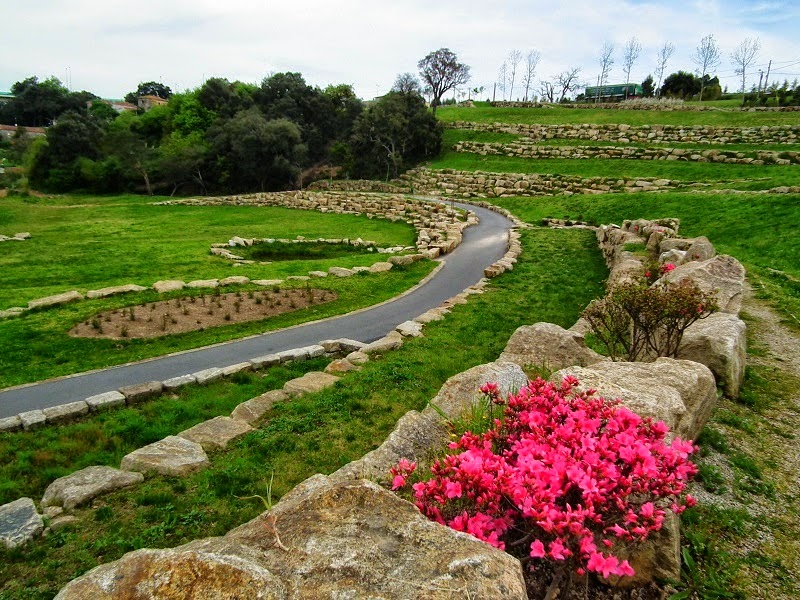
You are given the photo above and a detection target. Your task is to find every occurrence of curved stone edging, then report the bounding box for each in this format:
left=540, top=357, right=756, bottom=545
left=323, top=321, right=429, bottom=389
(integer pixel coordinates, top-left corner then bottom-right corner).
left=487, top=101, right=800, bottom=113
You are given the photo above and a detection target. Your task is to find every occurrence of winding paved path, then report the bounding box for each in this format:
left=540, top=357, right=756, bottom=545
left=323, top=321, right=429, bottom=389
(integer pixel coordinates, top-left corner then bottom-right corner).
left=0, top=201, right=514, bottom=418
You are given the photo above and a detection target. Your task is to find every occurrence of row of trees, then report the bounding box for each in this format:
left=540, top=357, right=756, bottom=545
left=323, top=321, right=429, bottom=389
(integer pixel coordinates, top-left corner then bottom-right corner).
left=491, top=34, right=794, bottom=105
left=3, top=69, right=444, bottom=195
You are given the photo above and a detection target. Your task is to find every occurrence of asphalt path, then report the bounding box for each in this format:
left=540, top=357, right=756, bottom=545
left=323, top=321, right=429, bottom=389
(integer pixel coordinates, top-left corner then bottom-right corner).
left=0, top=200, right=513, bottom=418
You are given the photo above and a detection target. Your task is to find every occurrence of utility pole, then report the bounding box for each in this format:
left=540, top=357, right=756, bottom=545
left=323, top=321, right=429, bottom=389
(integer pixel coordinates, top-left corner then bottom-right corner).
left=764, top=60, right=772, bottom=95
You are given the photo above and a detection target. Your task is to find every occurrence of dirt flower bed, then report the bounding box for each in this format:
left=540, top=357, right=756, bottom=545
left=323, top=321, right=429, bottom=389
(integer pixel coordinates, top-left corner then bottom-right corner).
left=69, top=288, right=338, bottom=339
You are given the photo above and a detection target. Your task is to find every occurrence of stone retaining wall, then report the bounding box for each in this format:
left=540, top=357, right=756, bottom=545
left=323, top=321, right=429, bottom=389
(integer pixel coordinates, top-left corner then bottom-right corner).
left=157, top=190, right=475, bottom=258
left=449, top=120, right=800, bottom=145
left=454, top=140, right=799, bottom=165
left=398, top=166, right=681, bottom=198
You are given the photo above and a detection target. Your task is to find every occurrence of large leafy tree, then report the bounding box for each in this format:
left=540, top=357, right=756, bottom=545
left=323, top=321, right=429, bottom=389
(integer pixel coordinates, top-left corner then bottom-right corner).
left=660, top=71, right=701, bottom=99
left=0, top=77, right=96, bottom=127
left=349, top=91, right=442, bottom=180
left=124, top=81, right=172, bottom=104
left=27, top=110, right=105, bottom=189
left=209, top=107, right=306, bottom=192
left=418, top=48, right=470, bottom=116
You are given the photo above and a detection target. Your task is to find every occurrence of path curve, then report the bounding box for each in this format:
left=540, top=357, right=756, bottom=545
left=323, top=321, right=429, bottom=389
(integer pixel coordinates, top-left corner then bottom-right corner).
left=0, top=200, right=514, bottom=418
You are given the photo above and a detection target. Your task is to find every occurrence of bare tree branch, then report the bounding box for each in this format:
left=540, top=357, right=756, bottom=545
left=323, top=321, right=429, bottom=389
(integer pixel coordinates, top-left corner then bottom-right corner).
left=507, top=49, right=523, bottom=101
left=692, top=34, right=721, bottom=102
left=521, top=49, right=541, bottom=102
left=731, top=37, right=761, bottom=102
left=655, top=41, right=675, bottom=97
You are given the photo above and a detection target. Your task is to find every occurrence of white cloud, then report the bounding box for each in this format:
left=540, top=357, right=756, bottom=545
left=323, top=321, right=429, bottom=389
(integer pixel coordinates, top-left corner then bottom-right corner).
left=1, top=0, right=798, bottom=99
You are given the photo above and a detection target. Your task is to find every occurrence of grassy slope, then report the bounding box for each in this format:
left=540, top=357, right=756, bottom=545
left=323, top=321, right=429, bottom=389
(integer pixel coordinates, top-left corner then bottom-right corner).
left=0, top=195, right=417, bottom=308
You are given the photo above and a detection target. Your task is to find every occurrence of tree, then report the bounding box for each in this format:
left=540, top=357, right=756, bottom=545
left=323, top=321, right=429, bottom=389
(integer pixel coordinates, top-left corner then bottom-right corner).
left=654, top=42, right=675, bottom=97
left=156, top=132, right=209, bottom=196
left=521, top=49, right=541, bottom=102
left=539, top=80, right=555, bottom=103
left=196, top=77, right=253, bottom=119
left=622, top=37, right=642, bottom=99
left=417, top=48, right=470, bottom=116
left=641, top=75, right=655, bottom=98
left=392, top=73, right=423, bottom=95
left=349, top=91, right=442, bottom=180
left=692, top=34, right=721, bottom=102
left=660, top=71, right=701, bottom=99
left=2, top=76, right=81, bottom=127
left=124, top=81, right=172, bottom=104
left=554, top=68, right=583, bottom=102
left=731, top=37, right=761, bottom=104
left=507, top=49, right=522, bottom=100
left=497, top=62, right=508, bottom=101
left=209, top=107, right=306, bottom=192
left=597, top=41, right=615, bottom=103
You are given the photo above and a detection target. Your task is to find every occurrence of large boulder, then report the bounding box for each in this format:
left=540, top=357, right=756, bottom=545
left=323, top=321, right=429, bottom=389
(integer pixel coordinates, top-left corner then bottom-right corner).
left=662, top=254, right=746, bottom=314
left=499, top=322, right=608, bottom=372
left=55, top=477, right=527, bottom=599
left=426, top=360, right=529, bottom=418
left=42, top=466, right=144, bottom=509
left=678, top=313, right=747, bottom=398
left=552, top=357, right=717, bottom=441
left=331, top=361, right=528, bottom=484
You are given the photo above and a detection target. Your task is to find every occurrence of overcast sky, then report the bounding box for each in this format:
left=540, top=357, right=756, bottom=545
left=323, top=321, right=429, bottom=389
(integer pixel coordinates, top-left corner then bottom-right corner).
left=3, top=0, right=800, bottom=100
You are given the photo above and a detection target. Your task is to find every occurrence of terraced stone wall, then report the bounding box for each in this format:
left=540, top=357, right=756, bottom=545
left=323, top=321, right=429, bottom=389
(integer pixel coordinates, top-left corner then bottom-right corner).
left=449, top=121, right=800, bottom=145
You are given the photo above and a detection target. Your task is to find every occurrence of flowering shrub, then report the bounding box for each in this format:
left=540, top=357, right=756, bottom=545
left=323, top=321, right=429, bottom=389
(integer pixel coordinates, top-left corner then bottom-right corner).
left=391, top=377, right=697, bottom=582
left=582, top=279, right=717, bottom=361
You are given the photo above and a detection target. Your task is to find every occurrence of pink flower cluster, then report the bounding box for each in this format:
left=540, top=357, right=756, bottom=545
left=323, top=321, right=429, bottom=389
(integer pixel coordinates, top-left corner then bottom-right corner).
left=659, top=262, right=677, bottom=275
left=392, top=377, right=697, bottom=579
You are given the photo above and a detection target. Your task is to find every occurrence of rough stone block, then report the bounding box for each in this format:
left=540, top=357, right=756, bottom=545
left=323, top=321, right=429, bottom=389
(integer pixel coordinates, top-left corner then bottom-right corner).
left=0, top=415, right=22, bottom=433
left=248, top=354, right=280, bottom=369
left=19, top=410, right=46, bottom=431
left=499, top=322, right=609, bottom=372
left=28, top=291, right=84, bottom=310
left=283, top=372, right=340, bottom=397
left=0, top=498, right=43, bottom=549
left=328, top=267, right=354, bottom=277
left=162, top=374, right=197, bottom=391
left=231, top=390, right=289, bottom=424
left=152, top=280, right=185, bottom=294
left=42, top=466, right=144, bottom=509
left=193, top=367, right=224, bottom=385
left=43, top=401, right=89, bottom=424
left=220, top=362, right=252, bottom=377
left=368, top=261, right=393, bottom=273
left=86, top=284, right=148, bottom=299
left=85, top=391, right=126, bottom=412
left=395, top=320, right=424, bottom=338
left=186, top=279, right=219, bottom=289
left=178, top=416, right=253, bottom=451
left=219, top=276, right=250, bottom=286
left=121, top=436, right=209, bottom=477
left=119, top=381, right=163, bottom=404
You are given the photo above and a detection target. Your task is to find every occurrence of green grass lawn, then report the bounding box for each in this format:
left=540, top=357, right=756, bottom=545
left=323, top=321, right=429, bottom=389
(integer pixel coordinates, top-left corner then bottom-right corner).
left=0, top=194, right=417, bottom=309
left=0, top=227, right=608, bottom=599
left=437, top=103, right=800, bottom=127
